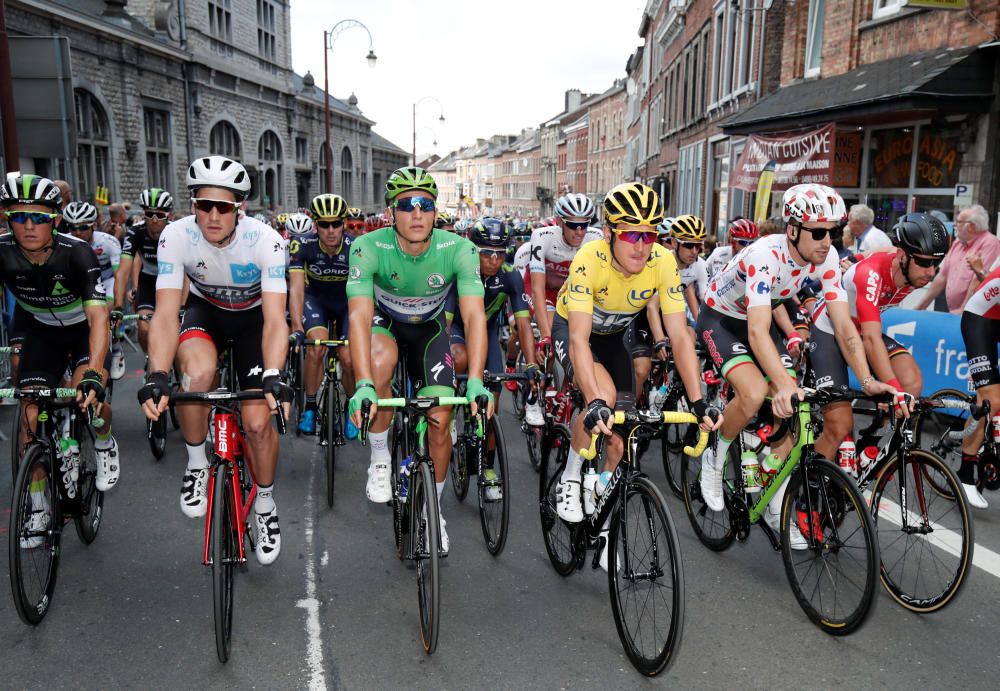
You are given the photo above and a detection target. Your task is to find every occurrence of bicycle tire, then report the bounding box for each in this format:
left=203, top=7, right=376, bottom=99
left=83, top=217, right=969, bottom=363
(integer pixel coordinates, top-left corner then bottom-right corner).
left=325, top=379, right=337, bottom=508
left=9, top=444, right=60, bottom=625
left=148, top=416, right=167, bottom=461
left=660, top=424, right=686, bottom=499
left=912, top=388, right=973, bottom=493
left=10, top=400, right=23, bottom=482
left=781, top=459, right=879, bottom=635
left=870, top=449, right=973, bottom=613
left=211, top=463, right=236, bottom=663
left=74, top=424, right=104, bottom=544
left=608, top=475, right=685, bottom=676
left=539, top=424, right=579, bottom=575
left=413, top=460, right=440, bottom=654
left=525, top=422, right=543, bottom=473
left=450, top=408, right=470, bottom=501
left=680, top=443, right=736, bottom=551
left=478, top=416, right=510, bottom=556
left=390, top=418, right=406, bottom=555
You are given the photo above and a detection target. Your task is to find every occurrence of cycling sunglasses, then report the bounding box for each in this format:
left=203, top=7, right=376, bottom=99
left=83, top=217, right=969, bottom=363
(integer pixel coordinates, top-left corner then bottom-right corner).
left=563, top=220, right=590, bottom=230
left=910, top=254, right=944, bottom=268
left=735, top=238, right=754, bottom=247
left=795, top=223, right=841, bottom=242
left=678, top=241, right=703, bottom=251
left=4, top=211, right=59, bottom=225
left=144, top=210, right=169, bottom=219
left=394, top=196, right=436, bottom=213
left=316, top=219, right=344, bottom=229
left=613, top=229, right=657, bottom=245
left=477, top=248, right=505, bottom=259
left=192, top=198, right=238, bottom=215
left=67, top=223, right=94, bottom=232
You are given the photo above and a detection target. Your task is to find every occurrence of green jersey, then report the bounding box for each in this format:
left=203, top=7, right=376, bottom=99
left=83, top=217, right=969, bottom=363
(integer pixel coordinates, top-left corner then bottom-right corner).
left=346, top=227, right=484, bottom=323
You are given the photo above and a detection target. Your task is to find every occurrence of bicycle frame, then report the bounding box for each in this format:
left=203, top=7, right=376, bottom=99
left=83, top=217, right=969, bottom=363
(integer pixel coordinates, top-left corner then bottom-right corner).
left=202, top=408, right=257, bottom=566
left=742, top=402, right=815, bottom=525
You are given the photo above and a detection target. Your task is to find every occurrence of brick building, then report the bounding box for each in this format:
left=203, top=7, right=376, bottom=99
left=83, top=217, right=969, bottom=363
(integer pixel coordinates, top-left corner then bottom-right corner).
left=565, top=116, right=589, bottom=197
left=586, top=81, right=627, bottom=202
left=2, top=0, right=406, bottom=213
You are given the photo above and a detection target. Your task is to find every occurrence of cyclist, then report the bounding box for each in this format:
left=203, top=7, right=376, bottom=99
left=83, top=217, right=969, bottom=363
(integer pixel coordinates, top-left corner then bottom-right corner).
left=113, top=187, right=174, bottom=354
left=528, top=193, right=603, bottom=355
left=345, top=207, right=365, bottom=236
left=656, top=216, right=675, bottom=248
left=346, top=166, right=491, bottom=555
left=435, top=210, right=455, bottom=232
left=284, top=212, right=313, bottom=238
left=64, top=201, right=122, bottom=302
left=808, top=212, right=944, bottom=463
left=0, top=175, right=120, bottom=518
left=667, top=214, right=709, bottom=322
left=289, top=193, right=357, bottom=438
left=138, top=155, right=289, bottom=566
left=705, top=217, right=758, bottom=278
left=553, top=182, right=721, bottom=570
left=696, top=184, right=896, bottom=547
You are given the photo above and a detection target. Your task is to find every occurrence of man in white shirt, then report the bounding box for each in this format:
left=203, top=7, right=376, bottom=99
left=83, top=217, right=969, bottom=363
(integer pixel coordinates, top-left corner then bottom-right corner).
left=845, top=204, right=892, bottom=255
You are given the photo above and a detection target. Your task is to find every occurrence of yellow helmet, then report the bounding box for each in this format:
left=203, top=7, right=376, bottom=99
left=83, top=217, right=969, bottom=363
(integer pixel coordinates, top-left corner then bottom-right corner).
left=670, top=214, right=707, bottom=242
left=310, top=193, right=348, bottom=220
left=346, top=206, right=363, bottom=220
left=276, top=213, right=289, bottom=225
left=602, top=182, right=663, bottom=227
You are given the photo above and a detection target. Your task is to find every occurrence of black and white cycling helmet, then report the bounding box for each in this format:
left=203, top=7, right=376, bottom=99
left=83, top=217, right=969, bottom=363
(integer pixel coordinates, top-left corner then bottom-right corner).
left=186, top=155, right=251, bottom=200
left=63, top=200, right=99, bottom=225
left=285, top=212, right=314, bottom=236
left=554, top=193, right=595, bottom=220
left=139, top=187, right=174, bottom=211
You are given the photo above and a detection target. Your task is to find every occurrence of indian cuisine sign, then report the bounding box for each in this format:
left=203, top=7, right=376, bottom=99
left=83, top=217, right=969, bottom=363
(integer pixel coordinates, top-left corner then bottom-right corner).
left=731, top=123, right=835, bottom=192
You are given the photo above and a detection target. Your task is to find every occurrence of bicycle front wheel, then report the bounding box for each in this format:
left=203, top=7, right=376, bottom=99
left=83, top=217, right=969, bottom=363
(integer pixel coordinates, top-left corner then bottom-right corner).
left=660, top=424, right=687, bottom=499
left=539, top=424, right=580, bottom=575
left=324, top=380, right=338, bottom=507
left=524, top=421, right=543, bottom=473
left=211, top=463, right=236, bottom=663
left=680, top=444, right=736, bottom=551
left=147, top=415, right=167, bottom=461
left=608, top=476, right=685, bottom=676
left=412, top=460, right=440, bottom=654
left=9, top=444, right=61, bottom=625
left=870, top=449, right=974, bottom=613
left=74, top=427, right=104, bottom=544
left=478, top=416, right=510, bottom=556
left=781, top=459, right=879, bottom=635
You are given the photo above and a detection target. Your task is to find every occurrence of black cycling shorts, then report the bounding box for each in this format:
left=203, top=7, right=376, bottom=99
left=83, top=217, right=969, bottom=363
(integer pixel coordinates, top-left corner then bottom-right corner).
left=303, top=290, right=348, bottom=340
left=552, top=313, right=635, bottom=394
left=696, top=307, right=793, bottom=381
left=450, top=314, right=504, bottom=391
left=372, top=307, right=454, bottom=396
left=180, top=295, right=266, bottom=390
left=18, top=318, right=93, bottom=387
left=134, top=272, right=158, bottom=312
left=962, top=311, right=1000, bottom=390
left=809, top=327, right=909, bottom=393
left=624, top=312, right=653, bottom=359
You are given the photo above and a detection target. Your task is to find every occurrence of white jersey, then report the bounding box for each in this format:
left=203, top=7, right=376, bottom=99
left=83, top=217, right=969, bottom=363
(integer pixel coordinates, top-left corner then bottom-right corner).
left=90, top=230, right=121, bottom=297
left=677, top=254, right=708, bottom=299
left=527, top=225, right=603, bottom=295
left=513, top=241, right=532, bottom=275
left=704, top=234, right=846, bottom=320
left=705, top=246, right=733, bottom=278
left=156, top=215, right=287, bottom=311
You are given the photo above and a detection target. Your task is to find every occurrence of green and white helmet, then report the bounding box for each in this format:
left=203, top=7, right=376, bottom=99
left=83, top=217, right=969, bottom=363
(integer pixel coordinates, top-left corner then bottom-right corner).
left=139, top=187, right=174, bottom=211
left=384, top=166, right=438, bottom=205
left=0, top=174, right=61, bottom=209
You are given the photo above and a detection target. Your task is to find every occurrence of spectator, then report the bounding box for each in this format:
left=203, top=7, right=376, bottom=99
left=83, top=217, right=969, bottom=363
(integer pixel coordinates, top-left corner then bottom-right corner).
left=759, top=217, right=784, bottom=236
left=915, top=204, right=999, bottom=313
left=844, top=204, right=892, bottom=254
left=105, top=203, right=127, bottom=241
left=702, top=234, right=717, bottom=259
left=52, top=179, right=73, bottom=209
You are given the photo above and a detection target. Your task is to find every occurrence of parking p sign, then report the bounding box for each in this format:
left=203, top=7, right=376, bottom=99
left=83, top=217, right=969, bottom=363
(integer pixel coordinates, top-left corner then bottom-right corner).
left=954, top=184, right=973, bottom=206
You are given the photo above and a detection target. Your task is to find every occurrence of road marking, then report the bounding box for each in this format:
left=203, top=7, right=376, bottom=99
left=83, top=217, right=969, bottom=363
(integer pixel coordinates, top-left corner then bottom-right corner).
left=873, top=496, right=1000, bottom=579
left=295, top=447, right=326, bottom=691
left=320, top=550, right=329, bottom=567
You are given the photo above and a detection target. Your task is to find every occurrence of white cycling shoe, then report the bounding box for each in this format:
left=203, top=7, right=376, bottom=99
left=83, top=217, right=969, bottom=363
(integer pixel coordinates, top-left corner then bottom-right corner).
left=366, top=460, right=392, bottom=503
left=254, top=508, right=281, bottom=565
left=961, top=482, right=989, bottom=510
left=524, top=401, right=545, bottom=427
left=698, top=446, right=725, bottom=512
left=180, top=467, right=210, bottom=518
left=763, top=504, right=808, bottom=551
left=556, top=478, right=584, bottom=523
left=95, top=438, right=120, bottom=492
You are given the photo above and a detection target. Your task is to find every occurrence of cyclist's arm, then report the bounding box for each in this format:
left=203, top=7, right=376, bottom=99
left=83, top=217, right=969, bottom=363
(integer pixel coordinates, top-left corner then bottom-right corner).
left=684, top=283, right=700, bottom=321
left=347, top=296, right=374, bottom=383
left=646, top=294, right=666, bottom=344
left=860, top=320, right=897, bottom=388
left=530, top=270, right=550, bottom=337
left=826, top=300, right=876, bottom=383
left=83, top=301, right=110, bottom=374
left=772, top=303, right=796, bottom=340
left=260, top=290, right=289, bottom=372
left=514, top=314, right=536, bottom=366
left=663, top=310, right=704, bottom=405
left=288, top=270, right=306, bottom=334
left=112, top=253, right=134, bottom=308
left=747, top=305, right=796, bottom=386
left=506, top=268, right=535, bottom=365
left=130, top=256, right=141, bottom=300
left=147, top=288, right=182, bottom=373
left=567, top=309, right=601, bottom=402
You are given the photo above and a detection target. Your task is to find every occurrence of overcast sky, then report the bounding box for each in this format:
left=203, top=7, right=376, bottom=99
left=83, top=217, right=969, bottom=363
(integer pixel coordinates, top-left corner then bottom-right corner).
left=289, top=0, right=644, bottom=159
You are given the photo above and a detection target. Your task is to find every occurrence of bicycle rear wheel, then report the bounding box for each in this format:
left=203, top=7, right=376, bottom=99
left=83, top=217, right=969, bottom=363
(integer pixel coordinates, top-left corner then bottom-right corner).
left=539, top=424, right=579, bottom=575
left=10, top=400, right=23, bottom=481
left=412, top=460, right=440, bottom=654
left=211, top=463, right=236, bottom=663
left=913, top=388, right=971, bottom=493
left=870, top=449, right=973, bottom=613
left=74, top=427, right=104, bottom=544
left=324, top=379, right=337, bottom=507
left=147, top=415, right=167, bottom=461
left=680, top=444, right=735, bottom=551
left=608, top=475, right=685, bottom=676
left=781, top=459, right=879, bottom=635
left=478, top=416, right=510, bottom=556
left=9, top=444, right=61, bottom=625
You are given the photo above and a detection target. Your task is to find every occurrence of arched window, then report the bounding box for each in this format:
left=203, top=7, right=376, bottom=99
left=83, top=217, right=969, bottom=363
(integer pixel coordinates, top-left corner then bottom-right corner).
left=258, top=130, right=282, bottom=207
left=209, top=120, right=242, bottom=158
left=74, top=89, right=111, bottom=200
left=340, top=146, right=353, bottom=197
left=319, top=143, right=329, bottom=193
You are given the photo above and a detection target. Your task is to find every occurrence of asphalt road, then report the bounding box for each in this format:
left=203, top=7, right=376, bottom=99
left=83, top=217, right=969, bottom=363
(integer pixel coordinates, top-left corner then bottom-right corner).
left=0, top=353, right=998, bottom=689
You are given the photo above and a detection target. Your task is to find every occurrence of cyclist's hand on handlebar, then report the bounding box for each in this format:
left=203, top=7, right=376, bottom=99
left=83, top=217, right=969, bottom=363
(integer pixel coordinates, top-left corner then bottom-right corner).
left=535, top=336, right=552, bottom=360
left=262, top=370, right=293, bottom=418
left=691, top=398, right=723, bottom=433
left=785, top=332, right=804, bottom=359
left=584, top=398, right=613, bottom=436
left=290, top=330, right=305, bottom=352
left=466, top=377, right=495, bottom=419
left=137, top=370, right=171, bottom=420
left=349, top=381, right=378, bottom=428
left=773, top=380, right=804, bottom=419
left=76, top=368, right=105, bottom=409
left=654, top=339, right=670, bottom=361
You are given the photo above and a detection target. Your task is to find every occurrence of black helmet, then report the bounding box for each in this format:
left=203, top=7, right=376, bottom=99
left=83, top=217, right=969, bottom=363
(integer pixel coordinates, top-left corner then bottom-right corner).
left=892, top=213, right=949, bottom=259
left=468, top=217, right=509, bottom=248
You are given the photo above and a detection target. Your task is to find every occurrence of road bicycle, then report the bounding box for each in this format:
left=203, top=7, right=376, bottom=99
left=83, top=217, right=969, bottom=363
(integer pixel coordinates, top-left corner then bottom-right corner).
left=6, top=387, right=104, bottom=625
left=539, top=406, right=707, bottom=676
left=173, top=388, right=287, bottom=663
left=915, top=387, right=1000, bottom=493
left=304, top=338, right=349, bottom=507
left=523, top=355, right=583, bottom=473
left=682, top=389, right=880, bottom=635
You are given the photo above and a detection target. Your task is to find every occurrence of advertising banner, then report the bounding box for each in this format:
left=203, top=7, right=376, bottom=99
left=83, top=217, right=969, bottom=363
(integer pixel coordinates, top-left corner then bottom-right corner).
left=731, top=123, right=835, bottom=192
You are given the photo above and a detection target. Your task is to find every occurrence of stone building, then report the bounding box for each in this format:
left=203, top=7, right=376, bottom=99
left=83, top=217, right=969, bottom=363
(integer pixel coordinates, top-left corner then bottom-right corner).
left=586, top=81, right=626, bottom=202
left=3, top=0, right=406, bottom=212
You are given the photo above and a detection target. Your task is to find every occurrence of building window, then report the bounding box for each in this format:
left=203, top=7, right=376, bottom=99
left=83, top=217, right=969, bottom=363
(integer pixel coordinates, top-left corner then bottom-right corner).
left=712, top=2, right=754, bottom=104
left=872, top=0, right=904, bottom=20
left=359, top=147, right=368, bottom=205
left=209, top=120, right=241, bottom=158
left=711, top=4, right=726, bottom=103
left=259, top=130, right=282, bottom=207
left=676, top=141, right=704, bottom=216
left=208, top=0, right=232, bottom=54
left=257, top=0, right=277, bottom=66
left=144, top=107, right=172, bottom=190
left=805, top=0, right=825, bottom=78
left=340, top=146, right=353, bottom=197
left=74, top=89, right=111, bottom=201
left=319, top=143, right=329, bottom=193
left=295, top=136, right=308, bottom=165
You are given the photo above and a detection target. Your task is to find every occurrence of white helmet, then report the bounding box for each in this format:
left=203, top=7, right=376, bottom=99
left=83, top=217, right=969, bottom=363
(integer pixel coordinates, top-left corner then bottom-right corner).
left=285, top=212, right=313, bottom=236
left=782, top=184, right=847, bottom=224
left=554, top=193, right=595, bottom=220
left=63, top=200, right=98, bottom=225
left=186, top=155, right=251, bottom=200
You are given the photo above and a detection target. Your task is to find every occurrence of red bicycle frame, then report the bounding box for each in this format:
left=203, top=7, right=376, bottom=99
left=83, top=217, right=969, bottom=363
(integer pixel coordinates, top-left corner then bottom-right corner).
left=202, top=410, right=257, bottom=565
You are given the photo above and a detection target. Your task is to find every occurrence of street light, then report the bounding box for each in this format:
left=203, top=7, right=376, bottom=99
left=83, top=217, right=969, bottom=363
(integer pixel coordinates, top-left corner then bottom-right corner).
left=412, top=96, right=445, bottom=165
left=323, top=19, right=376, bottom=193
left=415, top=126, right=439, bottom=150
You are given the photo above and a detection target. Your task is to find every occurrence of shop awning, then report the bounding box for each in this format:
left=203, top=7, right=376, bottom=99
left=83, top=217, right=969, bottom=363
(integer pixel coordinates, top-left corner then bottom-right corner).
left=722, top=45, right=996, bottom=135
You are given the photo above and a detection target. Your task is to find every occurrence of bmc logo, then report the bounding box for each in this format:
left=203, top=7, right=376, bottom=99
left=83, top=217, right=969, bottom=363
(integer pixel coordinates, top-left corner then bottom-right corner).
left=230, top=263, right=261, bottom=283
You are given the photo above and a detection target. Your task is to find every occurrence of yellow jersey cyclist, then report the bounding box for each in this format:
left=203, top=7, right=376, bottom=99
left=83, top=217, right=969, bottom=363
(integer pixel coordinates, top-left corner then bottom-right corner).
left=553, top=182, right=722, bottom=571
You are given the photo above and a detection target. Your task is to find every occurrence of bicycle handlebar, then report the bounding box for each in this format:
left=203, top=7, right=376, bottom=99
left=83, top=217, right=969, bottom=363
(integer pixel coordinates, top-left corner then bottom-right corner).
left=172, top=389, right=288, bottom=434
left=578, top=409, right=709, bottom=461
left=358, top=395, right=483, bottom=446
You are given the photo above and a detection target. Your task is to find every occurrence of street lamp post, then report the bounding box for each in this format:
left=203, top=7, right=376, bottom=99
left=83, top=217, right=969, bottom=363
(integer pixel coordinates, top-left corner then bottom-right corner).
left=412, top=96, right=445, bottom=165
left=323, top=19, right=376, bottom=193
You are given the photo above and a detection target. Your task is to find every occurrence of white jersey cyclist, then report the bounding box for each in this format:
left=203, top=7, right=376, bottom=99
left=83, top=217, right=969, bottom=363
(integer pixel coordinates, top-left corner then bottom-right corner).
left=704, top=233, right=846, bottom=319
left=155, top=214, right=286, bottom=310
left=89, top=229, right=122, bottom=299
left=705, top=245, right=733, bottom=279
left=678, top=254, right=709, bottom=299
left=527, top=224, right=603, bottom=305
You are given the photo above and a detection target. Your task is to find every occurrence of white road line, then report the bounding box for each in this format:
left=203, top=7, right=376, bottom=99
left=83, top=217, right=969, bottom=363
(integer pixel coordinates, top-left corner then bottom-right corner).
left=871, top=495, right=1000, bottom=579
left=295, top=447, right=326, bottom=691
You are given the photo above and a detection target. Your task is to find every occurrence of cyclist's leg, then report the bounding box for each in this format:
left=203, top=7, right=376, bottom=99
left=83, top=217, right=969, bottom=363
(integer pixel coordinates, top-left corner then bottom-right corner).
left=626, top=313, right=653, bottom=394
left=302, top=293, right=328, bottom=407
left=450, top=316, right=468, bottom=376
left=405, top=313, right=456, bottom=487
left=960, top=312, right=1000, bottom=502
left=809, top=327, right=853, bottom=461
left=362, top=310, right=400, bottom=503
left=134, top=273, right=157, bottom=353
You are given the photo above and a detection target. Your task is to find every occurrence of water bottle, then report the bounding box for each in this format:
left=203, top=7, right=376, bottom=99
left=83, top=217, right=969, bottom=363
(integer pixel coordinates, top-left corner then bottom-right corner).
left=858, top=446, right=878, bottom=472
left=992, top=414, right=1000, bottom=444
left=837, top=436, right=857, bottom=477
left=595, top=471, right=612, bottom=498
left=60, top=438, right=80, bottom=499
left=761, top=451, right=781, bottom=475
left=649, top=383, right=669, bottom=414
left=582, top=468, right=598, bottom=515
left=741, top=450, right=762, bottom=493
left=398, top=455, right=413, bottom=500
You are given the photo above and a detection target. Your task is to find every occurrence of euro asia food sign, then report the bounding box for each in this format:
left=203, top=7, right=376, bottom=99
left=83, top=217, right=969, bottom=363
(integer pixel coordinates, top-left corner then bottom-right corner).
left=731, top=123, right=835, bottom=192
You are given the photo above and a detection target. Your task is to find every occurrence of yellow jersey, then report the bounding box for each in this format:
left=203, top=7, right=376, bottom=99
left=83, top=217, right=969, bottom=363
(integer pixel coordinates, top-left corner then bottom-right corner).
left=556, top=239, right=686, bottom=334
